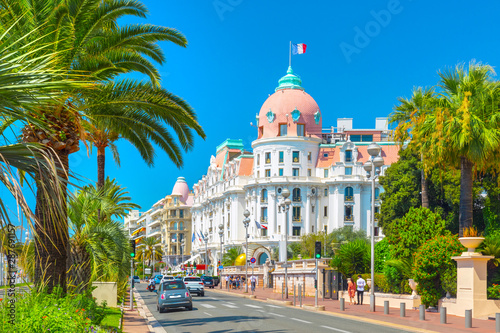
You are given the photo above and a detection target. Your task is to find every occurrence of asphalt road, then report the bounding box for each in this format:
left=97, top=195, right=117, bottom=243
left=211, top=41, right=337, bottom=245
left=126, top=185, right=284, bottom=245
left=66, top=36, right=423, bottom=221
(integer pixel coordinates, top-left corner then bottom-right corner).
left=136, top=284, right=412, bottom=333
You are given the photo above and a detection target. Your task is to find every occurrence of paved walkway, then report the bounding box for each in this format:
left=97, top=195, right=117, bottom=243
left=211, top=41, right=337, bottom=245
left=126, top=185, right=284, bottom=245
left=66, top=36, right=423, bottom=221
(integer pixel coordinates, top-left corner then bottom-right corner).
left=211, top=283, right=499, bottom=333
left=122, top=288, right=153, bottom=333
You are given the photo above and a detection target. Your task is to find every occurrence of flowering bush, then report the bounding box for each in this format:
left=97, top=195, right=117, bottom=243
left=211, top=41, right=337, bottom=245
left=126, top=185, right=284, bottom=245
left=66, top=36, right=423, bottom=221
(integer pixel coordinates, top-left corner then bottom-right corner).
left=0, top=286, right=108, bottom=332
left=488, top=284, right=500, bottom=299
left=414, top=234, right=464, bottom=307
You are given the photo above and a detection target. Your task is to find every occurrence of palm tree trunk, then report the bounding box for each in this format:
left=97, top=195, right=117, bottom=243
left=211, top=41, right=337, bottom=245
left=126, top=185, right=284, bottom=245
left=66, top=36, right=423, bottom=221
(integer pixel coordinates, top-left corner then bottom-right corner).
left=459, top=156, right=474, bottom=237
left=68, top=243, right=91, bottom=292
left=97, top=145, right=105, bottom=189
left=420, top=154, right=429, bottom=208
left=34, top=150, right=69, bottom=293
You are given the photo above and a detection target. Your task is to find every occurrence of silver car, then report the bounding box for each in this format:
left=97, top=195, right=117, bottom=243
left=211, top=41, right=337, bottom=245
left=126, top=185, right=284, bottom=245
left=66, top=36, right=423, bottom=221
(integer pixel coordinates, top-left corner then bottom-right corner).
left=157, top=280, right=193, bottom=313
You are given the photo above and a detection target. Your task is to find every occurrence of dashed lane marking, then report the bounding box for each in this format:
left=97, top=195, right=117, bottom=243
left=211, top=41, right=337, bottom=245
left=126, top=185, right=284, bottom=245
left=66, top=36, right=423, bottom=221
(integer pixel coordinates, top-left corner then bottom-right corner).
left=244, top=304, right=262, bottom=309
left=291, top=318, right=312, bottom=324
left=269, top=312, right=285, bottom=318
left=200, top=303, right=216, bottom=308
left=265, top=304, right=283, bottom=308
left=221, top=303, right=238, bottom=308
left=204, top=312, right=213, bottom=317
left=320, top=325, right=351, bottom=333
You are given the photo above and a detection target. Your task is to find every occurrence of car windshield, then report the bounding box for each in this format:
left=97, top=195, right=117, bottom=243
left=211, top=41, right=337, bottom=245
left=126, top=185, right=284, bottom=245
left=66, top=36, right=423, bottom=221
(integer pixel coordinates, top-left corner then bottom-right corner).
left=203, top=277, right=213, bottom=281
left=184, top=277, right=201, bottom=282
left=163, top=281, right=186, bottom=290
left=133, top=276, right=139, bottom=279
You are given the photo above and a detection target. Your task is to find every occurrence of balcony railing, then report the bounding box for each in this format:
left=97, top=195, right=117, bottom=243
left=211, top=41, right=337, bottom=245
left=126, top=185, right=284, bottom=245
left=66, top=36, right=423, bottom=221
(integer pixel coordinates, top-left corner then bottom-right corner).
left=344, top=215, right=354, bottom=222
left=292, top=196, right=301, bottom=202
left=292, top=216, right=302, bottom=222
left=345, top=196, right=354, bottom=202
left=260, top=216, right=268, bottom=222
left=260, top=198, right=268, bottom=203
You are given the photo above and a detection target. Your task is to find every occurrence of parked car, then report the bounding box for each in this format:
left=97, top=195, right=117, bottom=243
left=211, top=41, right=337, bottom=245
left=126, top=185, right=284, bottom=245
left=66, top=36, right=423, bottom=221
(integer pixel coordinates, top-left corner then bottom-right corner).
left=157, top=280, right=192, bottom=313
left=153, top=274, right=163, bottom=285
left=161, top=275, right=175, bottom=284
left=133, top=276, right=140, bottom=284
left=183, top=276, right=204, bottom=296
left=201, top=276, right=214, bottom=289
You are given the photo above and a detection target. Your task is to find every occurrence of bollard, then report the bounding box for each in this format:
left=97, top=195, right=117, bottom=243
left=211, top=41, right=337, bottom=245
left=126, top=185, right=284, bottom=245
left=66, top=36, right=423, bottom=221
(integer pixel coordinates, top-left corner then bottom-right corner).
left=303, top=283, right=306, bottom=300
left=282, top=284, right=284, bottom=300
left=299, top=284, right=302, bottom=307
left=293, top=284, right=296, bottom=306
left=465, top=309, right=472, bottom=328
left=440, top=307, right=447, bottom=324
left=419, top=304, right=425, bottom=321
left=384, top=301, right=389, bottom=315
left=496, top=313, right=500, bottom=333
left=400, top=303, right=406, bottom=317
left=340, top=298, right=345, bottom=311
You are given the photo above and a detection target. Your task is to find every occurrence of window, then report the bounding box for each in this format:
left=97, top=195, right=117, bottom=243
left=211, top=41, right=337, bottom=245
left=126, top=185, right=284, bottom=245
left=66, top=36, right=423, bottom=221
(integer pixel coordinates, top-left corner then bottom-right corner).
left=279, top=123, right=287, bottom=136
left=265, top=169, right=271, bottom=177
left=345, top=187, right=354, bottom=202
left=308, top=152, right=312, bottom=162
left=179, top=209, right=184, bottom=218
left=292, top=168, right=299, bottom=176
left=292, top=227, right=301, bottom=236
left=261, top=228, right=268, bottom=237
left=171, top=210, right=177, bottom=217
left=324, top=169, right=329, bottom=178
left=297, top=124, right=305, bottom=136
left=307, top=169, right=311, bottom=177
left=323, top=153, right=329, bottom=157
left=345, top=206, right=353, bottom=221
left=265, top=152, right=271, bottom=164
left=312, top=205, right=315, bottom=213
left=292, top=151, right=300, bottom=163
left=261, top=189, right=268, bottom=203
left=278, top=225, right=281, bottom=233
left=312, top=226, right=315, bottom=233
left=324, top=225, right=328, bottom=233
left=261, top=207, right=268, bottom=222
left=324, top=206, right=328, bottom=217
left=292, top=188, right=301, bottom=202
left=345, top=167, right=352, bottom=175
left=173, top=197, right=178, bottom=204
left=279, top=168, right=283, bottom=176
left=279, top=151, right=284, bottom=163
left=292, top=207, right=301, bottom=221
left=256, top=171, right=260, bottom=178
left=345, top=150, right=352, bottom=162
left=350, top=134, right=373, bottom=142
left=324, top=188, right=328, bottom=196
left=375, top=188, right=380, bottom=200
left=257, top=154, right=260, bottom=166
left=173, top=222, right=178, bottom=230
left=179, top=222, right=184, bottom=230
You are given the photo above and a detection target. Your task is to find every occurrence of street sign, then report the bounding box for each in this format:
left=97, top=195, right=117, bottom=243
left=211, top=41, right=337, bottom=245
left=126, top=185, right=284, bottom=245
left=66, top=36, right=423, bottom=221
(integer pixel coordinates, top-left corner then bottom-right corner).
left=218, top=265, right=223, bottom=269
left=281, top=264, right=292, bottom=268
left=250, top=257, right=256, bottom=264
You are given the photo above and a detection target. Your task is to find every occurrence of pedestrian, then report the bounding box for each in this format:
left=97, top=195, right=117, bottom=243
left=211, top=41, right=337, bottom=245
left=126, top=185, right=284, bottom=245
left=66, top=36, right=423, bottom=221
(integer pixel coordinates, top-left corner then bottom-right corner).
left=356, top=274, right=366, bottom=305
left=250, top=275, right=256, bottom=292
left=347, top=278, right=356, bottom=305
left=236, top=276, right=240, bottom=289
left=225, top=275, right=229, bottom=288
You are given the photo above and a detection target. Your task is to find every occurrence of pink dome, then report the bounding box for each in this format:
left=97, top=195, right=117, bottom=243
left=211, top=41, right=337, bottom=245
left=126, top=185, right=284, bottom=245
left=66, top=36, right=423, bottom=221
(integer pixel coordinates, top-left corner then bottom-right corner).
left=257, top=67, right=322, bottom=139
left=171, top=177, right=189, bottom=203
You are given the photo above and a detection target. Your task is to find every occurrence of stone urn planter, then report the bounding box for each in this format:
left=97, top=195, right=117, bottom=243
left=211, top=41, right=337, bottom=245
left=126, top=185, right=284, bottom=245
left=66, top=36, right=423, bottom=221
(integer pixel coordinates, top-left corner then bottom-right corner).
left=458, top=237, right=485, bottom=255
left=408, top=279, right=418, bottom=296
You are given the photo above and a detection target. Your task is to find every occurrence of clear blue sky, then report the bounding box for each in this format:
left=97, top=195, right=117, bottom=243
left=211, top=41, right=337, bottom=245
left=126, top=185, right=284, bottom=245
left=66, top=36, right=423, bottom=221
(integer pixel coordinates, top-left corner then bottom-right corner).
left=5, top=0, right=500, bottom=234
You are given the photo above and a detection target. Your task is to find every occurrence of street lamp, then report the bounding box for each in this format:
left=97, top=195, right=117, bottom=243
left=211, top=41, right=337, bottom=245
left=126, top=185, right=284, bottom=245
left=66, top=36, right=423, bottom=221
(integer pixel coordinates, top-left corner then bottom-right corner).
left=152, top=248, right=156, bottom=276
left=204, top=231, right=209, bottom=275
left=279, top=188, right=292, bottom=299
left=181, top=240, right=185, bottom=266
left=218, top=223, right=224, bottom=289
left=142, top=249, right=145, bottom=279
left=363, top=142, right=384, bottom=312
left=242, top=209, right=251, bottom=293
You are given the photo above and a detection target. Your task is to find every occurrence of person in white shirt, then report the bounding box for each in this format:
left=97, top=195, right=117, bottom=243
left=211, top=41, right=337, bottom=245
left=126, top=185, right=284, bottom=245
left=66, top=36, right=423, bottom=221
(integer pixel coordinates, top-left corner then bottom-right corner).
left=225, top=275, right=229, bottom=289
left=356, top=275, right=366, bottom=305
left=250, top=275, right=257, bottom=292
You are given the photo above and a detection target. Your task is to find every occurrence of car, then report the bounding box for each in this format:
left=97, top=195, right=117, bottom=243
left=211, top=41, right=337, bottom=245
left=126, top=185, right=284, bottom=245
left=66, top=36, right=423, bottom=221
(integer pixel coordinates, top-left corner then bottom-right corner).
left=160, top=275, right=175, bottom=284
left=133, top=276, right=140, bottom=284
left=183, top=276, right=205, bottom=296
left=201, top=276, right=214, bottom=289
left=153, top=274, right=163, bottom=285
left=157, top=280, right=192, bottom=313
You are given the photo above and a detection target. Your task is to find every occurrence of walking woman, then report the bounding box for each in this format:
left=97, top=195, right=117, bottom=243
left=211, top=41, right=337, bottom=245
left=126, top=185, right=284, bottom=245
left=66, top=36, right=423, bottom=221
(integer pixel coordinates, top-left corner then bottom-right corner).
left=347, top=278, right=356, bottom=305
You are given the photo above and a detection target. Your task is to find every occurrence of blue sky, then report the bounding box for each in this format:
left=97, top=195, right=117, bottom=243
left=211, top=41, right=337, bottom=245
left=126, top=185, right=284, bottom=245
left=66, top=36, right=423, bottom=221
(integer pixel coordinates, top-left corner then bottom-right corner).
left=5, top=0, right=500, bottom=235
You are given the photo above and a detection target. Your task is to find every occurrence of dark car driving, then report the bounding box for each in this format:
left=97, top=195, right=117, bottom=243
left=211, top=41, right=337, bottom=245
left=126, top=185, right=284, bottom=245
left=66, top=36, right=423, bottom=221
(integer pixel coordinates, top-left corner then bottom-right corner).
left=157, top=280, right=192, bottom=313
left=201, top=276, right=214, bottom=289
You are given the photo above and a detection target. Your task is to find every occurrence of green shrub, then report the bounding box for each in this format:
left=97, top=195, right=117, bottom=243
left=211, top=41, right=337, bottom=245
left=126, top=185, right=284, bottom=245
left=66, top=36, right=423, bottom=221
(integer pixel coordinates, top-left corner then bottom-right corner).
left=488, top=284, right=500, bottom=299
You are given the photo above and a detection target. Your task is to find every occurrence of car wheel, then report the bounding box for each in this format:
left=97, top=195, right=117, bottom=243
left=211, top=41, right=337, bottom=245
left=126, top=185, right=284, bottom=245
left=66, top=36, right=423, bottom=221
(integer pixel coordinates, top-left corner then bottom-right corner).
left=201, top=292, right=204, bottom=297
left=159, top=306, right=165, bottom=313
left=187, top=305, right=193, bottom=311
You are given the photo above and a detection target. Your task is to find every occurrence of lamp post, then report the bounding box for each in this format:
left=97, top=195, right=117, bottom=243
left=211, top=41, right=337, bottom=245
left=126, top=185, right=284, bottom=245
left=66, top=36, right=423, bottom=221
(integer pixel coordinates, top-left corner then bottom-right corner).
left=142, top=249, right=145, bottom=279
left=218, top=223, right=224, bottom=289
left=363, top=142, right=384, bottom=312
left=152, top=248, right=156, bottom=276
left=242, top=209, right=250, bottom=293
left=204, top=231, right=209, bottom=275
left=279, top=188, right=291, bottom=299
left=181, top=240, right=185, bottom=266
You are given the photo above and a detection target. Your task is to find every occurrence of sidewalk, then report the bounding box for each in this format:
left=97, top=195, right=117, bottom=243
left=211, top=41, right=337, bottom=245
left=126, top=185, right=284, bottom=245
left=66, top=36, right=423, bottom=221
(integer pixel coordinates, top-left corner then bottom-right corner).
left=121, top=288, right=152, bottom=333
left=211, top=283, right=498, bottom=333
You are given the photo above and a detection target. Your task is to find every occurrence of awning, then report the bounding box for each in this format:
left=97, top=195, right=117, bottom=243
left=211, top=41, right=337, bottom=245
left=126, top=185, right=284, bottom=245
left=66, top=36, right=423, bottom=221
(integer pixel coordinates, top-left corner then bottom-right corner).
left=131, top=227, right=145, bottom=236
left=182, top=254, right=200, bottom=265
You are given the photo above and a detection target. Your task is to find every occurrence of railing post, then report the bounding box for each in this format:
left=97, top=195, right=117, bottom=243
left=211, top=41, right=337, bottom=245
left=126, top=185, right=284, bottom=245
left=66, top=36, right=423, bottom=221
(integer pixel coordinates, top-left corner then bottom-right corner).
left=400, top=303, right=405, bottom=317
left=384, top=301, right=389, bottom=315
left=440, top=307, right=447, bottom=324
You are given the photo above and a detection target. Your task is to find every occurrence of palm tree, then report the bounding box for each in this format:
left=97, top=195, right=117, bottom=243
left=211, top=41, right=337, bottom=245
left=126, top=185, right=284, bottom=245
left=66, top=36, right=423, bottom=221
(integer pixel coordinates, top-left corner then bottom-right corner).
left=222, top=246, right=243, bottom=266
left=0, top=0, right=204, bottom=292
left=415, top=62, right=500, bottom=236
left=137, top=237, right=163, bottom=269
left=390, top=87, right=437, bottom=208
left=67, top=178, right=139, bottom=291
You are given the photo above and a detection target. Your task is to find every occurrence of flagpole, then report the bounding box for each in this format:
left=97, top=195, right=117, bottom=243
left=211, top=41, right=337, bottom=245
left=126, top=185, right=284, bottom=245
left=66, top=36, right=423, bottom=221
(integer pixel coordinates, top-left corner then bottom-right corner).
left=289, top=41, right=291, bottom=67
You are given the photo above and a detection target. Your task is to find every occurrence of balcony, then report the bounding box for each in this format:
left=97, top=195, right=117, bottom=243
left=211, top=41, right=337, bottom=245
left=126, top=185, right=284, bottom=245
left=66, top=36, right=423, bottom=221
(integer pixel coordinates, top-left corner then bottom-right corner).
left=292, top=196, right=301, bottom=202
left=344, top=196, right=354, bottom=202
left=292, top=216, right=302, bottom=222
left=148, top=227, right=161, bottom=237
left=344, top=215, right=354, bottom=222
left=149, top=218, right=161, bottom=227
left=260, top=198, right=268, bottom=203
left=260, top=216, right=268, bottom=223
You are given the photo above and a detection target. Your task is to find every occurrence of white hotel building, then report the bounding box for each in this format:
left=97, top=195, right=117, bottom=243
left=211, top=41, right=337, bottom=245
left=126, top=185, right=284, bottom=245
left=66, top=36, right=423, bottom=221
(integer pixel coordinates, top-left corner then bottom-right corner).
left=190, top=67, right=400, bottom=267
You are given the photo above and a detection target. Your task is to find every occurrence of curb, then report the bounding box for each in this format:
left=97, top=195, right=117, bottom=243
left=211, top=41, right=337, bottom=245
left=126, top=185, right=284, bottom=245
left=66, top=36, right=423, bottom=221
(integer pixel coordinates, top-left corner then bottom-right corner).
left=302, top=304, right=325, bottom=311
left=266, top=298, right=293, bottom=306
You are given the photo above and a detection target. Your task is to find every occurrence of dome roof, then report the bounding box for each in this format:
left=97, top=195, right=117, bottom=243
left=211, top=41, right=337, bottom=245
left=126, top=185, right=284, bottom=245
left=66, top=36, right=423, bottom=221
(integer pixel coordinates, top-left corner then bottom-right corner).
left=257, top=67, right=322, bottom=139
left=171, top=177, right=189, bottom=203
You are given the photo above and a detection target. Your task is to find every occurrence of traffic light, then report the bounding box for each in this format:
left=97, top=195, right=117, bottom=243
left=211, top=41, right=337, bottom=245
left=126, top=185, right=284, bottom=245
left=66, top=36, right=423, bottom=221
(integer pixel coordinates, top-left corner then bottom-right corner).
left=130, top=240, right=136, bottom=258
left=194, top=263, right=197, bottom=269
left=315, top=241, right=321, bottom=259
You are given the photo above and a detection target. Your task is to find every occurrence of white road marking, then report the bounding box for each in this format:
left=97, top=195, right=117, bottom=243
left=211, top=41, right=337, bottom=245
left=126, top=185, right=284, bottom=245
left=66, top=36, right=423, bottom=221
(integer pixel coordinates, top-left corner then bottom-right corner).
left=204, top=312, right=213, bottom=317
left=226, top=302, right=236, bottom=305
left=221, top=303, right=238, bottom=308
left=320, top=325, right=351, bottom=333
left=265, top=304, right=283, bottom=309
left=291, top=318, right=312, bottom=324
left=269, top=312, right=285, bottom=317
left=244, top=304, right=262, bottom=309
left=200, top=303, right=216, bottom=308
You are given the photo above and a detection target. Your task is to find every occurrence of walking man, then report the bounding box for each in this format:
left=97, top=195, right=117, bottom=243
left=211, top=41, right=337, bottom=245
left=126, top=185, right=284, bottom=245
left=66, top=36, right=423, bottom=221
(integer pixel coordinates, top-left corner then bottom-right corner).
left=356, top=274, right=366, bottom=305
left=250, top=274, right=256, bottom=292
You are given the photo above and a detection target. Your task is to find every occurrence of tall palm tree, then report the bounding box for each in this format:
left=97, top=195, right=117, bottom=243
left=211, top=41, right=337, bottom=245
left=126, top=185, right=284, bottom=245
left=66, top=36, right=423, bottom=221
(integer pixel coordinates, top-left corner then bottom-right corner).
left=222, top=246, right=243, bottom=266
left=390, top=87, right=437, bottom=208
left=136, top=237, right=163, bottom=267
left=415, top=62, right=500, bottom=236
left=0, top=0, right=204, bottom=292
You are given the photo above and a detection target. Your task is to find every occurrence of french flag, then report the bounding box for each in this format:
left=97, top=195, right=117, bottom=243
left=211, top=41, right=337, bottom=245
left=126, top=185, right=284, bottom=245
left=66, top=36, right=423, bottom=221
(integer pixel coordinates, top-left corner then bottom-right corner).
left=255, top=220, right=268, bottom=230
left=191, top=232, right=195, bottom=243
left=292, top=43, right=307, bottom=55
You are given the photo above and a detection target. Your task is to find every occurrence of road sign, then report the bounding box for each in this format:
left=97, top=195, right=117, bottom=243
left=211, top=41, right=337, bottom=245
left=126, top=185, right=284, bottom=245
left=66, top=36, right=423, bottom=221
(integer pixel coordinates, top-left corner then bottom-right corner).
left=218, top=265, right=223, bottom=269
left=250, top=257, right=256, bottom=264
left=281, top=264, right=292, bottom=268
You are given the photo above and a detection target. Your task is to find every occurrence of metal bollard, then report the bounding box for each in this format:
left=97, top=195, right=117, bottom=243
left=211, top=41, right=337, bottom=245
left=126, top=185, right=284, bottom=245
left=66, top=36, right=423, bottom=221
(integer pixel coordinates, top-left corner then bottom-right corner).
left=282, top=284, right=284, bottom=300
left=384, top=301, right=389, bottom=315
left=440, top=307, right=447, bottom=324
left=340, top=298, right=345, bottom=311
left=465, top=309, right=472, bottom=328
left=400, top=303, right=406, bottom=317
left=293, top=284, right=296, bottom=306
left=419, top=304, right=425, bottom=321
left=299, top=284, right=302, bottom=307
left=496, top=313, right=500, bottom=333
left=303, top=283, right=306, bottom=300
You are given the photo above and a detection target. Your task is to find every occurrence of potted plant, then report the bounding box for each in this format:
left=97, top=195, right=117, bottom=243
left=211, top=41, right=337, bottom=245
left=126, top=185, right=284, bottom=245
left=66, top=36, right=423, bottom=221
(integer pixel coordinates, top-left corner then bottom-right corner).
left=458, top=226, right=485, bottom=253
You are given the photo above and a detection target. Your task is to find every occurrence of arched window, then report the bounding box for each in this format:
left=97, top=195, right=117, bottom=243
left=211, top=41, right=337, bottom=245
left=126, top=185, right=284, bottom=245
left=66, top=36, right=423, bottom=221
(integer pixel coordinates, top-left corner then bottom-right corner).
left=261, top=189, right=268, bottom=203
left=344, top=187, right=353, bottom=202
left=292, top=188, right=301, bottom=202
left=375, top=188, right=380, bottom=200
left=173, top=222, right=178, bottom=230
left=258, top=252, right=269, bottom=265
left=179, top=222, right=184, bottom=230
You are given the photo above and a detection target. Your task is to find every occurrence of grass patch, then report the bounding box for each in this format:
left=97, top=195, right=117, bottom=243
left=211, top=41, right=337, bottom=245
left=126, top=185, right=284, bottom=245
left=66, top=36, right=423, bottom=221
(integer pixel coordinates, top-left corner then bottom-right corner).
left=100, top=307, right=122, bottom=332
